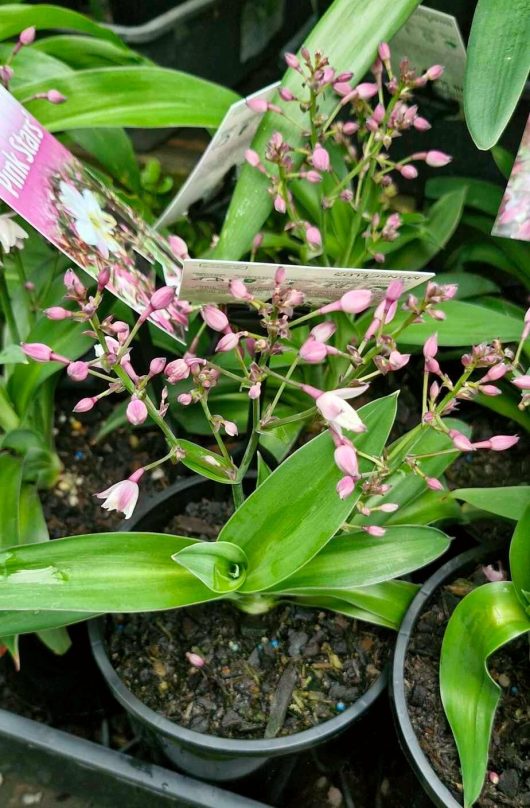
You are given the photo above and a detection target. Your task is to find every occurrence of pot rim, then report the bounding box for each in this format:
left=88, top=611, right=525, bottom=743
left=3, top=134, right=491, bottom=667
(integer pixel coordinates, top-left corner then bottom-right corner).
left=90, top=474, right=388, bottom=758
left=390, top=546, right=491, bottom=808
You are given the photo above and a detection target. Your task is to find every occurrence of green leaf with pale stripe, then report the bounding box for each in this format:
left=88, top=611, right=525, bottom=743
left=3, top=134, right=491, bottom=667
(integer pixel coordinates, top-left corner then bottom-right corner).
left=464, top=0, right=530, bottom=150
left=268, top=526, right=449, bottom=592
left=14, top=68, right=239, bottom=131
left=0, top=4, right=122, bottom=45
left=218, top=394, right=398, bottom=593
left=451, top=487, right=530, bottom=522
left=440, top=582, right=530, bottom=807
left=0, top=533, right=218, bottom=616
left=212, top=0, right=421, bottom=259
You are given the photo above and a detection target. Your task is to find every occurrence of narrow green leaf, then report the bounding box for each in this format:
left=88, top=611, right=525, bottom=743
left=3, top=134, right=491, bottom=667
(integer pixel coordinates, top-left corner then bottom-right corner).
left=440, top=582, right=530, bottom=807
left=451, top=487, right=530, bottom=522
left=212, top=0, right=421, bottom=259
left=491, top=145, right=515, bottom=179
left=509, top=505, right=530, bottom=609
left=37, top=626, right=71, bottom=655
left=425, top=177, right=503, bottom=217
left=172, top=541, right=247, bottom=593
left=397, top=300, right=526, bottom=347
left=0, top=533, right=219, bottom=616
left=0, top=609, right=94, bottom=637
left=179, top=439, right=237, bottom=484
left=14, top=68, right=239, bottom=131
left=464, top=0, right=530, bottom=150
left=388, top=189, right=467, bottom=270
left=33, top=34, right=146, bottom=69
left=257, top=452, right=272, bottom=486
left=0, top=4, right=123, bottom=45
left=0, top=453, right=23, bottom=547
left=268, top=526, right=449, bottom=592
left=0, top=344, right=28, bottom=364
left=219, top=394, right=398, bottom=593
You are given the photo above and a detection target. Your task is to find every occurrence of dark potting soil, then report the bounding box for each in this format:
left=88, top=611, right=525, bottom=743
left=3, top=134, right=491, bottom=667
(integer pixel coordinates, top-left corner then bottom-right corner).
left=405, top=567, right=530, bottom=807
left=107, top=498, right=391, bottom=740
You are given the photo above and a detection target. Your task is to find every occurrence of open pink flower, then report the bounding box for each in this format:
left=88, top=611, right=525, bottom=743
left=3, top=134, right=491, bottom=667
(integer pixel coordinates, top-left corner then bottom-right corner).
left=96, top=469, right=144, bottom=520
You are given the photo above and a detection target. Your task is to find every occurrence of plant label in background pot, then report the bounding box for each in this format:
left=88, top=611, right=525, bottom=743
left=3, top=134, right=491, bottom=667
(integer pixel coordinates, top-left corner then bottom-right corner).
left=390, top=6, right=466, bottom=103
left=156, top=82, right=280, bottom=228
left=178, top=258, right=433, bottom=305
left=0, top=86, right=185, bottom=342
left=492, top=114, right=530, bottom=243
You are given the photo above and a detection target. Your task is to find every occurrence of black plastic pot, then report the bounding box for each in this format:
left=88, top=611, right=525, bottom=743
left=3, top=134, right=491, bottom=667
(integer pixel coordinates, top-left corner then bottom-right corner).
left=390, top=547, right=489, bottom=808
left=90, top=475, right=388, bottom=784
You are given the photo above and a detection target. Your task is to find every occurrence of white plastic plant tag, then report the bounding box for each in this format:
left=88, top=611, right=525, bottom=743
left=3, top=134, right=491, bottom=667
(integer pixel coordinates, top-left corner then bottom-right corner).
left=390, top=6, right=466, bottom=103
left=492, top=114, right=530, bottom=242
left=180, top=259, right=434, bottom=305
left=156, top=82, right=279, bottom=228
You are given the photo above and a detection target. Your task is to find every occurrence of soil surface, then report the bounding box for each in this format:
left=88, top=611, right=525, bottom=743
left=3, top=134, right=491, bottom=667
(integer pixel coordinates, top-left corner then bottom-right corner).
left=405, top=567, right=530, bottom=807
left=107, top=497, right=390, bottom=740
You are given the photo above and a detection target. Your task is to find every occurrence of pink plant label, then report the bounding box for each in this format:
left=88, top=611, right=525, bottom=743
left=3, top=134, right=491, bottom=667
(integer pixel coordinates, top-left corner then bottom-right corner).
left=0, top=86, right=185, bottom=341
left=492, top=114, right=530, bottom=242
left=180, top=259, right=434, bottom=305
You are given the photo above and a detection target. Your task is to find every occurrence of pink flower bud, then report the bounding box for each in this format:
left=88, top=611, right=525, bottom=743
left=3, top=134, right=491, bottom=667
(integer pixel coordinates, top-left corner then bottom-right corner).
left=306, top=226, right=322, bottom=250
left=274, top=266, right=286, bottom=285
left=425, top=150, right=452, bottom=168
left=284, top=52, right=299, bottom=69
left=479, top=384, right=502, bottom=397
left=363, top=525, right=386, bottom=537
left=67, top=361, right=89, bottom=382
left=319, top=289, right=372, bottom=316
left=400, top=164, right=418, bottom=180
left=44, top=306, right=71, bottom=320
left=274, top=195, right=287, bottom=214
left=303, top=170, right=322, bottom=184
left=64, top=269, right=85, bottom=296
left=46, top=90, right=66, bottom=104
left=522, top=307, right=530, bottom=339
left=334, top=444, right=359, bottom=477
left=333, top=81, right=352, bottom=96
left=149, top=286, right=175, bottom=311
left=168, top=234, right=189, bottom=260
left=215, top=332, right=240, bottom=352
left=512, top=375, right=530, bottom=390
left=73, top=396, right=97, bottom=413
left=488, top=435, right=519, bottom=451
left=413, top=116, right=431, bottom=131
left=311, top=321, right=336, bottom=342
left=356, top=82, right=379, bottom=99
left=97, top=267, right=110, bottom=290
left=0, top=65, right=14, bottom=85
left=423, top=333, right=438, bottom=359
left=252, top=232, right=264, bottom=250
left=127, top=398, right=148, bottom=426
left=19, top=27, right=35, bottom=46
left=279, top=87, right=295, bottom=101
left=299, top=337, right=328, bottom=363
left=378, top=42, right=391, bottom=61
left=245, top=149, right=261, bottom=167
left=223, top=420, right=238, bottom=437
left=449, top=430, right=474, bottom=452
left=482, top=564, right=505, bottom=582
left=185, top=651, right=205, bottom=668
left=177, top=393, right=193, bottom=406
left=201, top=304, right=228, bottom=332
left=149, top=357, right=166, bottom=376
left=312, top=144, right=330, bottom=172
left=246, top=97, right=268, bottom=113
left=165, top=358, right=190, bottom=383
left=380, top=503, right=399, bottom=513
left=337, top=475, right=355, bottom=499
left=482, top=363, right=508, bottom=382
left=248, top=382, right=261, bottom=400
left=342, top=122, right=358, bottom=135
left=21, top=342, right=52, bottom=362
left=229, top=278, right=252, bottom=301
left=426, top=477, right=444, bottom=491
left=425, top=65, right=444, bottom=81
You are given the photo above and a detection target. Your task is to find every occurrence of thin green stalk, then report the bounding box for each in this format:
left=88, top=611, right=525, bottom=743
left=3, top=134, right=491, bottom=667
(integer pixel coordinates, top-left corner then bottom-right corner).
left=200, top=397, right=232, bottom=463
left=265, top=355, right=300, bottom=420
left=0, top=270, right=20, bottom=344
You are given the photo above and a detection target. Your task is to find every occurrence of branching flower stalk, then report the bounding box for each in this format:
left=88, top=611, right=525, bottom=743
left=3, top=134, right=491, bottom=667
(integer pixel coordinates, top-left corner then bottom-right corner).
left=22, top=250, right=524, bottom=532
left=245, top=46, right=450, bottom=267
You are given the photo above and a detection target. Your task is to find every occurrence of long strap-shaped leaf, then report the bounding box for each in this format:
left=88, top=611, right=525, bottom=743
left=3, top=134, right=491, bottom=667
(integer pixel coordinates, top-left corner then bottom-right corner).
left=0, top=4, right=123, bottom=46
left=464, top=0, right=530, bottom=150
left=266, top=526, right=449, bottom=592
left=0, top=533, right=218, bottom=616
left=212, top=0, right=421, bottom=260
left=440, top=582, right=530, bottom=807
left=13, top=68, right=239, bottom=131
left=218, top=393, right=398, bottom=592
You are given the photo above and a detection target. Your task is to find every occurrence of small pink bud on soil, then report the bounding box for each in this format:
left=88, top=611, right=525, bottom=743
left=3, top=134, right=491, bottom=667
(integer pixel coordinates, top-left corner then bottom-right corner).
left=186, top=651, right=205, bottom=668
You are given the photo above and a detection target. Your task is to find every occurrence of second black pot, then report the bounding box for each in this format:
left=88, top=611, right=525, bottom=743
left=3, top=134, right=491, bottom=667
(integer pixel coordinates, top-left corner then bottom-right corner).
left=90, top=475, right=387, bottom=784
